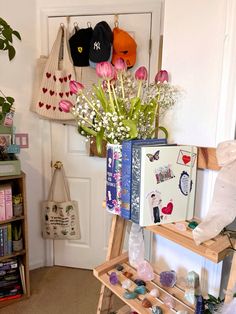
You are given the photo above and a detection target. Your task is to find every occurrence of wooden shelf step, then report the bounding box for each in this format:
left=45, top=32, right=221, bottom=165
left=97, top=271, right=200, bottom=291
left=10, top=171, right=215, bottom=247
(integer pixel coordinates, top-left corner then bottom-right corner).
left=94, top=252, right=195, bottom=314
left=146, top=221, right=232, bottom=263
left=0, top=249, right=26, bottom=262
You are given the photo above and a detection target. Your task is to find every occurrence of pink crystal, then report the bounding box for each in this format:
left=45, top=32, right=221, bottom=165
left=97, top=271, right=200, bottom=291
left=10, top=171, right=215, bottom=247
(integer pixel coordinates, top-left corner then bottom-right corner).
left=163, top=295, right=175, bottom=309
left=137, top=261, right=155, bottom=281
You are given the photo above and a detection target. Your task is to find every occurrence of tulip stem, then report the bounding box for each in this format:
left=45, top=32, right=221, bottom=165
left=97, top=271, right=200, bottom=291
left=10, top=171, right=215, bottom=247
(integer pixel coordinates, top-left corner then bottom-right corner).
left=107, top=80, right=115, bottom=111
left=83, top=94, right=101, bottom=117
left=137, top=80, right=142, bottom=98
left=120, top=73, right=125, bottom=99
left=111, top=84, right=120, bottom=115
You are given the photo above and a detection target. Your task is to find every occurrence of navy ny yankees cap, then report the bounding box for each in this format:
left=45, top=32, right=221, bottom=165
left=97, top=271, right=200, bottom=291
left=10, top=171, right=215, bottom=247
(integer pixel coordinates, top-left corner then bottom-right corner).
left=89, top=21, right=113, bottom=64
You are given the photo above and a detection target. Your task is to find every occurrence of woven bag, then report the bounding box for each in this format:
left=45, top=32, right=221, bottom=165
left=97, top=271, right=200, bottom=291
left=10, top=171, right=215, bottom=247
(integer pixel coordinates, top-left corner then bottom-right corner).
left=31, top=26, right=76, bottom=121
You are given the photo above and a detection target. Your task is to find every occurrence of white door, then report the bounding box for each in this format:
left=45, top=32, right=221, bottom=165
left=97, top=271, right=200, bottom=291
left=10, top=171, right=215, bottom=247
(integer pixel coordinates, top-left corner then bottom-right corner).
left=46, top=12, right=160, bottom=269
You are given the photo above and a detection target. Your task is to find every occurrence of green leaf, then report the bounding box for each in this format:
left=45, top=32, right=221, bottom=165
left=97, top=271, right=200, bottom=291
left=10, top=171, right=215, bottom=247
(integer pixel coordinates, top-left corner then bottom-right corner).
left=93, top=84, right=109, bottom=112
left=12, top=30, right=21, bottom=40
left=96, top=128, right=105, bottom=155
left=0, top=97, right=5, bottom=105
left=8, top=45, right=16, bottom=61
left=2, top=28, right=12, bottom=42
left=2, top=103, right=11, bottom=113
left=80, top=125, right=97, bottom=137
left=6, top=97, right=14, bottom=104
left=128, top=97, right=141, bottom=118
left=122, top=119, right=138, bottom=139
left=0, top=39, right=5, bottom=50
left=0, top=18, right=9, bottom=27
left=158, top=126, right=168, bottom=139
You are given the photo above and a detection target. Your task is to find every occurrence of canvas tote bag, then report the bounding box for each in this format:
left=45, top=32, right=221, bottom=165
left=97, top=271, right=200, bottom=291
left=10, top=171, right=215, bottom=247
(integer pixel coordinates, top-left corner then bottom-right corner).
left=31, top=25, right=76, bottom=121
left=41, top=165, right=81, bottom=240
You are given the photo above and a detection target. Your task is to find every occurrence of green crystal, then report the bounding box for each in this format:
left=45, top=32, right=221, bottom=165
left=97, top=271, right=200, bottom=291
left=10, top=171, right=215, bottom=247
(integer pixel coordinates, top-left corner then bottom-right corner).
left=188, top=221, right=198, bottom=230
left=123, top=291, right=138, bottom=299
left=134, top=285, right=147, bottom=295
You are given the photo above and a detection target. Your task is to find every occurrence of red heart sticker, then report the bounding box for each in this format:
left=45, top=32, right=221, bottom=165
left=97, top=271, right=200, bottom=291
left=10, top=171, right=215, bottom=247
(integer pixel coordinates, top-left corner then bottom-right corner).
left=39, top=102, right=44, bottom=107
left=59, top=78, right=63, bottom=83
left=162, top=202, right=173, bottom=215
left=42, top=88, right=47, bottom=93
left=182, top=155, right=191, bottom=164
left=53, top=75, right=57, bottom=81
left=49, top=90, right=54, bottom=96
left=59, top=107, right=62, bottom=112
left=46, top=72, right=51, bottom=78
left=66, top=92, right=69, bottom=97
left=70, top=91, right=73, bottom=96
left=64, top=77, right=67, bottom=82
left=46, top=104, right=51, bottom=110
left=53, top=107, right=56, bottom=111
left=59, top=92, right=63, bottom=98
left=68, top=74, right=71, bottom=80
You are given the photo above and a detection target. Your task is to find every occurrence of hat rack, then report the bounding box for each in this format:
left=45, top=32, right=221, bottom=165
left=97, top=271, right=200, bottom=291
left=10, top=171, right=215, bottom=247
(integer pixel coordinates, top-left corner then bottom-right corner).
left=114, top=14, right=119, bottom=28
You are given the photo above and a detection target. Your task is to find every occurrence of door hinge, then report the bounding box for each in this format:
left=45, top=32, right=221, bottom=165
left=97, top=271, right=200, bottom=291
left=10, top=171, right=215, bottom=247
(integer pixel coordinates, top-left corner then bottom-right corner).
left=149, top=38, right=152, bottom=55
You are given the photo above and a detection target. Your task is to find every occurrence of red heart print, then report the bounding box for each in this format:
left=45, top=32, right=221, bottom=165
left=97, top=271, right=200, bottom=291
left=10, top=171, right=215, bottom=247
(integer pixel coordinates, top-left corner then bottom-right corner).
left=39, top=102, right=44, bottom=107
left=70, top=91, right=73, bottom=96
left=42, top=88, right=47, bottom=93
left=53, top=75, right=57, bottom=81
left=64, top=77, right=67, bottom=82
left=59, top=78, right=63, bottom=83
left=46, top=72, right=51, bottom=78
left=66, top=92, right=69, bottom=97
left=53, top=107, right=56, bottom=111
left=68, top=74, right=71, bottom=80
left=162, top=202, right=173, bottom=215
left=49, top=90, right=54, bottom=96
left=182, top=155, right=191, bottom=164
left=59, top=92, right=63, bottom=98
left=59, top=107, right=62, bottom=112
left=46, top=104, right=51, bottom=110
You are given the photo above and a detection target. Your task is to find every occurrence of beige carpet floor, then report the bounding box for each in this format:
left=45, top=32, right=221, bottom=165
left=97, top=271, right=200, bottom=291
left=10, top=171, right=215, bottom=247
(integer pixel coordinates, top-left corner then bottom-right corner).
left=0, top=266, right=122, bottom=314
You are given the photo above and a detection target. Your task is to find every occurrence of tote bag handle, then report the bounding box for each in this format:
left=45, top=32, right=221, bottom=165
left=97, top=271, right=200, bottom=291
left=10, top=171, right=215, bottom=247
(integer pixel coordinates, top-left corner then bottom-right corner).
left=47, top=166, right=71, bottom=202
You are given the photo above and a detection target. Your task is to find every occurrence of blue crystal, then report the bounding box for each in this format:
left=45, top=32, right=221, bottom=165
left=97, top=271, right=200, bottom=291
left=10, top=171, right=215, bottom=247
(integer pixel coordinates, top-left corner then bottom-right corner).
left=134, top=285, right=147, bottom=294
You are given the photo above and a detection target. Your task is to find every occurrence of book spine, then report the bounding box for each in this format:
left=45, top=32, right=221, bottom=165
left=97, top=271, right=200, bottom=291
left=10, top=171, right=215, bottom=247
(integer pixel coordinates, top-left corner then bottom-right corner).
left=130, top=146, right=142, bottom=224
left=4, top=186, right=13, bottom=220
left=3, top=225, right=8, bottom=256
left=121, top=141, right=132, bottom=220
left=7, top=224, right=12, bottom=255
left=121, top=139, right=167, bottom=220
left=106, top=144, right=122, bottom=216
left=0, top=190, right=5, bottom=221
left=0, top=227, right=4, bottom=257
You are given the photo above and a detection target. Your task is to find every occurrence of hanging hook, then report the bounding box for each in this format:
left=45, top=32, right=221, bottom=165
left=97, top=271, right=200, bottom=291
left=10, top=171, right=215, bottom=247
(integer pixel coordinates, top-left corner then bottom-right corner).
left=53, top=161, right=63, bottom=169
left=114, top=14, right=119, bottom=28
left=87, top=21, right=92, bottom=28
left=60, top=23, right=64, bottom=29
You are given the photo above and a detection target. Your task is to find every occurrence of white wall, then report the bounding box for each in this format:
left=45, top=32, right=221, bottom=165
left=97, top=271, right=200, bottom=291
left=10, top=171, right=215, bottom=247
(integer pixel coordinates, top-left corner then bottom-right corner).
left=0, top=0, right=45, bottom=269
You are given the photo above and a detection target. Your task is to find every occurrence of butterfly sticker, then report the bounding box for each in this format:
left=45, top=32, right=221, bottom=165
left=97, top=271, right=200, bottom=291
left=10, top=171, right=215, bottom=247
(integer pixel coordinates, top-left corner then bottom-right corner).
left=146, top=150, right=160, bottom=162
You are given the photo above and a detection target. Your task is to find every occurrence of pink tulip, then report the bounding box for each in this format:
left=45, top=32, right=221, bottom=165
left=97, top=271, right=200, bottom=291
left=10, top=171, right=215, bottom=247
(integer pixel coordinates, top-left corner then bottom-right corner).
left=135, top=66, right=148, bottom=81
left=59, top=100, right=73, bottom=113
left=114, top=58, right=127, bottom=72
left=96, top=62, right=114, bottom=80
left=155, top=70, right=169, bottom=83
left=69, top=80, right=84, bottom=94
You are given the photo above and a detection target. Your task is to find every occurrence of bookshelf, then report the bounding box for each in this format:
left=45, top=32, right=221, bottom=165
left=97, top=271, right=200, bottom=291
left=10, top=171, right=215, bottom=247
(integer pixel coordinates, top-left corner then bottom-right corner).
left=0, top=172, right=30, bottom=307
left=93, top=147, right=236, bottom=313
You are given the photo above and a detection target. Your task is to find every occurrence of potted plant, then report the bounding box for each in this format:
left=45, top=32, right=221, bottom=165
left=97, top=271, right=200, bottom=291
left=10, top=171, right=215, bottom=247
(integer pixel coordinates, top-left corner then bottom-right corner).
left=12, top=224, right=23, bottom=252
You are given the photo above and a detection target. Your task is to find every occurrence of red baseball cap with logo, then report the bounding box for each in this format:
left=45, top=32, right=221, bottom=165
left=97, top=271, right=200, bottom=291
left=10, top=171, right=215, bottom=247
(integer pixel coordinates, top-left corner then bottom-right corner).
left=111, top=27, right=137, bottom=68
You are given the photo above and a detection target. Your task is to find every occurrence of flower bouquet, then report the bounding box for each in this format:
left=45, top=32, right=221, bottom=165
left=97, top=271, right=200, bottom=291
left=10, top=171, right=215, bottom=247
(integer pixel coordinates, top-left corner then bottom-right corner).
left=59, top=59, right=179, bottom=155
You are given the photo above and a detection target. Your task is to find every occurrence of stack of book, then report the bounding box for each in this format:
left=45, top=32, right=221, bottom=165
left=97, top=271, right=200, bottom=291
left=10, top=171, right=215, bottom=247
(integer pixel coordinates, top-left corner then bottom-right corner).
left=0, top=224, right=12, bottom=257
left=119, top=140, right=197, bottom=226
left=0, top=184, right=13, bottom=221
left=0, top=258, right=23, bottom=302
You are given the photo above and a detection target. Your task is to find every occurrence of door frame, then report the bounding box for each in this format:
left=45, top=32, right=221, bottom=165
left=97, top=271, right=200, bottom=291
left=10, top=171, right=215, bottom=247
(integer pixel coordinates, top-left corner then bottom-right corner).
left=38, top=1, right=162, bottom=266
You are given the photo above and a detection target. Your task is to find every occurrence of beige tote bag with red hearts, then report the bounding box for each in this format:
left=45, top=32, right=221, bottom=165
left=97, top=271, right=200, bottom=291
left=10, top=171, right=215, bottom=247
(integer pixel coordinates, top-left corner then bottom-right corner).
left=31, top=26, right=76, bottom=121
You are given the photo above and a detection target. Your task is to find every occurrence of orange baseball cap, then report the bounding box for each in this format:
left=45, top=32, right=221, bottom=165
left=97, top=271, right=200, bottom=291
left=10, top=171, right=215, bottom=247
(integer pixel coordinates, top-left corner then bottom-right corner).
left=111, top=27, right=137, bottom=68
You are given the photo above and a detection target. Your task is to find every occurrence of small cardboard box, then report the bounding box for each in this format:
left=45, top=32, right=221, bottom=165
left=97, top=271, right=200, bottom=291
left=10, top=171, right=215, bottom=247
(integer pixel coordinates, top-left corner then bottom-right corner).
left=0, top=154, right=21, bottom=176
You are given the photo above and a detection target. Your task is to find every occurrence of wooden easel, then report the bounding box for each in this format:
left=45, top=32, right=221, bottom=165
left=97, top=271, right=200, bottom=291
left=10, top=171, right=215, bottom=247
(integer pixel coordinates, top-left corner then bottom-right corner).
left=94, top=147, right=236, bottom=313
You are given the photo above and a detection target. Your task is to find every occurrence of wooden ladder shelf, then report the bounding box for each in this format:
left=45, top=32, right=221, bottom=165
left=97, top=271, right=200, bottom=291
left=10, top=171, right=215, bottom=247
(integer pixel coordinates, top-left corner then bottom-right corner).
left=93, top=147, right=236, bottom=313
